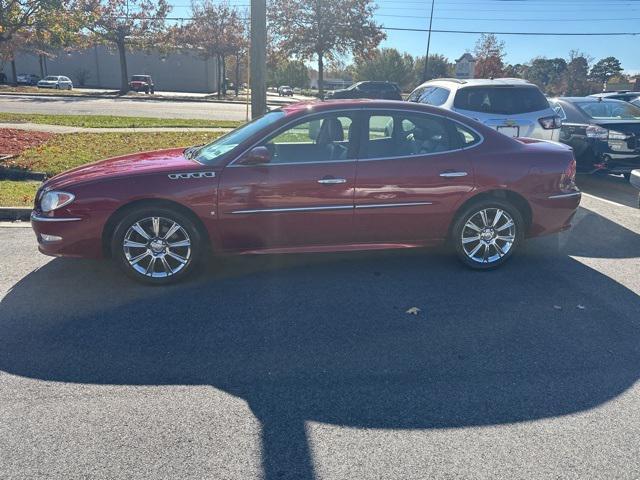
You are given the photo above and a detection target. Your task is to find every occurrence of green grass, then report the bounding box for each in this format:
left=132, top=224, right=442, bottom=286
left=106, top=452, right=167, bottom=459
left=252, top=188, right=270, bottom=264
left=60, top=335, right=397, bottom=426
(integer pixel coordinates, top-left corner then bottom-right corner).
left=14, top=131, right=223, bottom=177
left=0, top=131, right=224, bottom=206
left=0, top=112, right=242, bottom=129
left=0, top=180, right=40, bottom=207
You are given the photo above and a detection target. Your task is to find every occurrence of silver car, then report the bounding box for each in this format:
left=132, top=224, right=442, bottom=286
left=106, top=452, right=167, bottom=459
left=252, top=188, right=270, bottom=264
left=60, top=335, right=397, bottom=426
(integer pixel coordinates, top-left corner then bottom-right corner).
left=407, top=78, right=561, bottom=141
left=37, top=75, right=73, bottom=90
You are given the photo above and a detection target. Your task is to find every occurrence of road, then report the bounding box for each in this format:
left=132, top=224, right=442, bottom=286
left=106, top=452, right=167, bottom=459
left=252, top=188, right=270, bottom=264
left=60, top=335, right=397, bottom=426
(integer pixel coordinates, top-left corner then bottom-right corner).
left=0, top=179, right=639, bottom=480
left=0, top=95, right=267, bottom=121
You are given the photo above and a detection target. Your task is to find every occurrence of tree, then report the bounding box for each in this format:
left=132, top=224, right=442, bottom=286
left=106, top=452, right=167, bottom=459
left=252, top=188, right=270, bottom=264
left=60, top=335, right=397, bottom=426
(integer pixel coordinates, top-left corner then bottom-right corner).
left=524, top=57, right=567, bottom=95
left=503, top=63, right=527, bottom=78
left=413, top=54, right=450, bottom=86
left=268, top=59, right=309, bottom=88
left=269, top=0, right=385, bottom=96
left=352, top=48, right=413, bottom=90
left=589, top=56, right=623, bottom=88
left=564, top=50, right=591, bottom=96
left=181, top=0, right=245, bottom=98
left=473, top=33, right=505, bottom=79
left=0, top=0, right=66, bottom=84
left=79, top=0, right=170, bottom=92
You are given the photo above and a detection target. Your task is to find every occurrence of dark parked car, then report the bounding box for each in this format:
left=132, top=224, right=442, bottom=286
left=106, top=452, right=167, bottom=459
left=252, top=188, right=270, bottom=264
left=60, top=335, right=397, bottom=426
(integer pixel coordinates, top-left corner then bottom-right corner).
left=129, top=75, right=154, bottom=94
left=325, top=81, right=402, bottom=101
left=590, top=91, right=640, bottom=103
left=31, top=99, right=580, bottom=284
left=277, top=85, right=294, bottom=96
left=549, top=97, right=640, bottom=177
left=16, top=73, right=40, bottom=86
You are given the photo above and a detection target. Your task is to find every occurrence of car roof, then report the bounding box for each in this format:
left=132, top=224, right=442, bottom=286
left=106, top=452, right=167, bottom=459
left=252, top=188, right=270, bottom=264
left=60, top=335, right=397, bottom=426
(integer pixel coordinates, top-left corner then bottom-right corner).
left=557, top=96, right=630, bottom=103
left=416, top=77, right=535, bottom=90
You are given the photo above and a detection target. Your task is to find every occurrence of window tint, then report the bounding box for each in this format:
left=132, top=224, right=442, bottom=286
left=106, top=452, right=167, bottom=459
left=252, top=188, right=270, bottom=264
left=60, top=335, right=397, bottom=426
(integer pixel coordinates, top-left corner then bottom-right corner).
left=263, top=114, right=355, bottom=164
left=455, top=124, right=481, bottom=147
left=407, top=86, right=427, bottom=103
left=453, top=86, right=550, bottom=114
left=575, top=100, right=640, bottom=120
left=365, top=113, right=455, bottom=159
left=420, top=87, right=449, bottom=106
left=549, top=101, right=567, bottom=120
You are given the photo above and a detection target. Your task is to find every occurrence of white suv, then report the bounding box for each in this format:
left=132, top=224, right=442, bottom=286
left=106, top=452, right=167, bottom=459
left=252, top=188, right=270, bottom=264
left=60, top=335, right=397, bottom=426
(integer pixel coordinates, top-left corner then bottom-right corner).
left=407, top=78, right=561, bottom=141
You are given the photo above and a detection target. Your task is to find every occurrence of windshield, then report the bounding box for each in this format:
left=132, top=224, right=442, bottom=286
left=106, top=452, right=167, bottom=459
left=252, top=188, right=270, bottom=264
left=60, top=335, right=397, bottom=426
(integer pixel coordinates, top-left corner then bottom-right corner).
left=131, top=76, right=148, bottom=81
left=193, top=111, right=286, bottom=164
left=454, top=86, right=550, bottom=115
left=576, top=100, right=640, bottom=120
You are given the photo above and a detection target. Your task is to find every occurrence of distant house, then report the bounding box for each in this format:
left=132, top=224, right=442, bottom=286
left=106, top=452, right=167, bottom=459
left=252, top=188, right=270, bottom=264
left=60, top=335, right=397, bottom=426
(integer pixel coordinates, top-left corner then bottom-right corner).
left=308, top=69, right=352, bottom=90
left=455, top=53, right=476, bottom=79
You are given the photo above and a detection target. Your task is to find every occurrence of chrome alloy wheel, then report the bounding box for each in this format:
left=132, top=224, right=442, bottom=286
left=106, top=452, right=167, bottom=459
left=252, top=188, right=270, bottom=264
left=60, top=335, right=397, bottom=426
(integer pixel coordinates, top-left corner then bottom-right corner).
left=122, top=216, right=192, bottom=278
left=461, top=208, right=516, bottom=264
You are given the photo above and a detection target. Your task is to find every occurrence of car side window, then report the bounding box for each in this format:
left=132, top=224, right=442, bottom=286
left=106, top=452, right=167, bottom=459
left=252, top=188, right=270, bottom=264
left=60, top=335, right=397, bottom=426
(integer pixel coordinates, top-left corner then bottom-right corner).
left=365, top=112, right=455, bottom=159
left=454, top=124, right=481, bottom=148
left=262, top=114, right=355, bottom=164
left=407, top=86, right=426, bottom=103
left=549, top=101, right=567, bottom=120
left=426, top=87, right=450, bottom=106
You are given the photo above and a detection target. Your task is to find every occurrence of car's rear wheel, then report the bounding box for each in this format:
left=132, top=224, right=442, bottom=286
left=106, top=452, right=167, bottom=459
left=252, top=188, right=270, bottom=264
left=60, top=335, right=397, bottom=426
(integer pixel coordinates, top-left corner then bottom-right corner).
left=111, top=207, right=203, bottom=285
left=451, top=199, right=524, bottom=270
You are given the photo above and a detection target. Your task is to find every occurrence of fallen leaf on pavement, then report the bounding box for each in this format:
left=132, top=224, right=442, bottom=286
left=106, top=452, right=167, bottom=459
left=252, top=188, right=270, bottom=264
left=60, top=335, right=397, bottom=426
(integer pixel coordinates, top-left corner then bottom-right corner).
left=406, top=307, right=421, bottom=315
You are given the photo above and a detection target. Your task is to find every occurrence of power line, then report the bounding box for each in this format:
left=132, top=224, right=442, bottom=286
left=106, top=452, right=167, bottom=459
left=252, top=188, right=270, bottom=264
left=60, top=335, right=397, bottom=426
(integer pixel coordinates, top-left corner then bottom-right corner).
left=383, top=27, right=640, bottom=35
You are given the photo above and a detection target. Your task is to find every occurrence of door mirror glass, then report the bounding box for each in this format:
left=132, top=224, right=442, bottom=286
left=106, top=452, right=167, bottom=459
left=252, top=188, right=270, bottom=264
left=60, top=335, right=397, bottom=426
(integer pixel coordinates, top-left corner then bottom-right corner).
left=241, top=146, right=271, bottom=165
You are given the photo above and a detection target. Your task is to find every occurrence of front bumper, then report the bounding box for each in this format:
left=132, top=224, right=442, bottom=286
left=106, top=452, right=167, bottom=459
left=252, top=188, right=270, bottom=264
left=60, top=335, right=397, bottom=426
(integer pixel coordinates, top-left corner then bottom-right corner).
left=31, top=211, right=104, bottom=258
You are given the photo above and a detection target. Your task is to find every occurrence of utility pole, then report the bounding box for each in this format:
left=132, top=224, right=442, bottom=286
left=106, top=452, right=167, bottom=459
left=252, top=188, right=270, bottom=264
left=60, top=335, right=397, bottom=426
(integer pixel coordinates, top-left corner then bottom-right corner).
left=422, top=0, right=435, bottom=82
left=250, top=0, right=267, bottom=118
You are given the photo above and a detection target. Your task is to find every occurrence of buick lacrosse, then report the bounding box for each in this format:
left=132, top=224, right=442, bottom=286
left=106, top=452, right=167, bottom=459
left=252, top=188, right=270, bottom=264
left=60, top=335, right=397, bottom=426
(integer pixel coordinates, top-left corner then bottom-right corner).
left=31, top=100, right=581, bottom=284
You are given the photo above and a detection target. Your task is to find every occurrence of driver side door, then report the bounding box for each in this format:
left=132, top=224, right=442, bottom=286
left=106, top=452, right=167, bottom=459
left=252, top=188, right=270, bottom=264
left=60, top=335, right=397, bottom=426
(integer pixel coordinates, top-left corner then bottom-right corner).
left=217, top=112, right=360, bottom=252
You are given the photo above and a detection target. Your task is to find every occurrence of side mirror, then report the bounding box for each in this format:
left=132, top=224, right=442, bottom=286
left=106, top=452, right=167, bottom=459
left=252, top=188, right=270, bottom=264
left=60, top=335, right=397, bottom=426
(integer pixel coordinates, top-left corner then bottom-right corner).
left=241, top=146, right=271, bottom=165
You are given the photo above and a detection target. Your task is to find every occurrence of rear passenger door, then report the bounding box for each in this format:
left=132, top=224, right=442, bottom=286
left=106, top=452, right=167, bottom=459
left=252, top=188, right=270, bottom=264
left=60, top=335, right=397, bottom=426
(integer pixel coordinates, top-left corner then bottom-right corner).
left=353, top=110, right=476, bottom=243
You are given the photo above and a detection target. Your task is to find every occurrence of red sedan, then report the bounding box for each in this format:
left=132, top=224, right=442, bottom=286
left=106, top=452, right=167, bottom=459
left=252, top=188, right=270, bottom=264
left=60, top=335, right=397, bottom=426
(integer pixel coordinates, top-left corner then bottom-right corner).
left=31, top=100, right=581, bottom=284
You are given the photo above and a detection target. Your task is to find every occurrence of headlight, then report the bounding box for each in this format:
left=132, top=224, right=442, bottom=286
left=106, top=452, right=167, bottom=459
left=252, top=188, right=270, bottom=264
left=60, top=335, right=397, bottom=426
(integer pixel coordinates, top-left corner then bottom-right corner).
left=41, top=191, right=75, bottom=212
left=607, top=129, right=629, bottom=141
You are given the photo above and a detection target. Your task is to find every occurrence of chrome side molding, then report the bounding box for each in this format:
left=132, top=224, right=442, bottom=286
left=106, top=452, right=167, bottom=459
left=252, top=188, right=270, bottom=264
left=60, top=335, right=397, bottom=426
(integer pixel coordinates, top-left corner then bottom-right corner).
left=231, top=201, right=432, bottom=214
left=439, top=171, right=468, bottom=178
left=31, top=212, right=82, bottom=222
left=548, top=191, right=581, bottom=199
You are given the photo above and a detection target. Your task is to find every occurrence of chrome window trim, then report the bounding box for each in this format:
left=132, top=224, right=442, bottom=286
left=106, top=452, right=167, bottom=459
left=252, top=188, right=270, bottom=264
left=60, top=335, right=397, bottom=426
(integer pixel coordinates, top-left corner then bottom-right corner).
left=31, top=212, right=82, bottom=222
left=548, top=191, right=581, bottom=199
left=226, top=107, right=485, bottom=168
left=230, top=201, right=433, bottom=215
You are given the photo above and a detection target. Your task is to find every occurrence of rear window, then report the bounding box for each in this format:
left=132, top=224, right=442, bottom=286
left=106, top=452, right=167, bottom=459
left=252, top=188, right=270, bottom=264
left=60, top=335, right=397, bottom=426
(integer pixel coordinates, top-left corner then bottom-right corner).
left=454, top=86, right=549, bottom=115
left=575, top=100, right=640, bottom=120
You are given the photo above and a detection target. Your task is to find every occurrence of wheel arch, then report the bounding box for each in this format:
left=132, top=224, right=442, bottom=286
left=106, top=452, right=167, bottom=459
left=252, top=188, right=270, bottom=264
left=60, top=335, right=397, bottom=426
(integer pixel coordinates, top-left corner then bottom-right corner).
left=101, top=198, right=211, bottom=258
left=449, top=189, right=532, bottom=239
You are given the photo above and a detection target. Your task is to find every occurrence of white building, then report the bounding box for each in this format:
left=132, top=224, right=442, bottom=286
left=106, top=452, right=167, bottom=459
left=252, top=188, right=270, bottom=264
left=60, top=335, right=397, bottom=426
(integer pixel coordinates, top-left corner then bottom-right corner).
left=455, top=53, right=476, bottom=80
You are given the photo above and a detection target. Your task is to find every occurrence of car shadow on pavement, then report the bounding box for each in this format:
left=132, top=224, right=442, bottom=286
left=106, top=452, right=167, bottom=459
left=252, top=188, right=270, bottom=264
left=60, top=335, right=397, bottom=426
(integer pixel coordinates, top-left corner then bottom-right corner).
left=0, top=207, right=639, bottom=480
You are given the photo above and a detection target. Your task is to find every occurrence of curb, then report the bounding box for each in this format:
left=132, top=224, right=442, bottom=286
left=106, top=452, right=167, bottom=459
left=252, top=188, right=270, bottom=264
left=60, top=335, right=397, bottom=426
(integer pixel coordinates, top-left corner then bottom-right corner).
left=0, top=207, right=32, bottom=221
left=0, top=91, right=300, bottom=106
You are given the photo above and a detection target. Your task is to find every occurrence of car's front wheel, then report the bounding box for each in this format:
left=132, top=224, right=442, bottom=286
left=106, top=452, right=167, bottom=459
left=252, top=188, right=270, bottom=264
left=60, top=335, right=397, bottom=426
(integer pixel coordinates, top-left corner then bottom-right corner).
left=111, top=207, right=203, bottom=285
left=451, top=199, right=524, bottom=270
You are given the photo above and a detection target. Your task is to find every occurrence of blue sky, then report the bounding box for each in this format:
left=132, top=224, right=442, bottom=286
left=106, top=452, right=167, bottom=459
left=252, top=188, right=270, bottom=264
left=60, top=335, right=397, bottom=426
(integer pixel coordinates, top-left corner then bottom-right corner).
left=168, top=0, right=640, bottom=74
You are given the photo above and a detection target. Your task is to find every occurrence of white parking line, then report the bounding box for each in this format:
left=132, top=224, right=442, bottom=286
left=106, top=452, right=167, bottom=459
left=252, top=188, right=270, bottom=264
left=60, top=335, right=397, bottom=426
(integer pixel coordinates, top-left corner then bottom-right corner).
left=581, top=192, right=632, bottom=209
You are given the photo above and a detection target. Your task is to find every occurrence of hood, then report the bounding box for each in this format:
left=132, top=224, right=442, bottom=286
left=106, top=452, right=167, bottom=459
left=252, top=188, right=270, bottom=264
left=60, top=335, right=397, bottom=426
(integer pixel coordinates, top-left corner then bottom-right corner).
left=44, top=148, right=198, bottom=190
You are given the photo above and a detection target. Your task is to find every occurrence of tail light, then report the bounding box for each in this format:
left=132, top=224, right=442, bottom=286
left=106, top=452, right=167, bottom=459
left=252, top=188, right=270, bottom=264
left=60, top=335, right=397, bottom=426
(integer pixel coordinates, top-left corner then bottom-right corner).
left=539, top=115, right=562, bottom=129
left=560, top=158, right=577, bottom=192
left=585, top=125, right=609, bottom=140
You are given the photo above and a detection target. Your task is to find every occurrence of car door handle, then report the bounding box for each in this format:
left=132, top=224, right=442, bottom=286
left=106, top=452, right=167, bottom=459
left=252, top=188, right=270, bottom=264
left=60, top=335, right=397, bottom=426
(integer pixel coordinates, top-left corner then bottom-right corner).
left=439, top=171, right=468, bottom=178
left=318, top=177, right=347, bottom=184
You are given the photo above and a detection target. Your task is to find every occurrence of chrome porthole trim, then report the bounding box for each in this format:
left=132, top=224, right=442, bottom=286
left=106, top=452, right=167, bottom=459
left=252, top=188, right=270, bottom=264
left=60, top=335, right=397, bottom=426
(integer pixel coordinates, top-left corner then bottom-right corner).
left=461, top=208, right=516, bottom=264
left=122, top=216, right=192, bottom=278
left=168, top=171, right=216, bottom=180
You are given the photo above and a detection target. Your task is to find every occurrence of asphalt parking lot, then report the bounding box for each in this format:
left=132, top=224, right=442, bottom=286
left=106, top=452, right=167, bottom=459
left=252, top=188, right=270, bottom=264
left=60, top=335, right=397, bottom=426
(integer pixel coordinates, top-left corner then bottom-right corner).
left=0, top=176, right=639, bottom=480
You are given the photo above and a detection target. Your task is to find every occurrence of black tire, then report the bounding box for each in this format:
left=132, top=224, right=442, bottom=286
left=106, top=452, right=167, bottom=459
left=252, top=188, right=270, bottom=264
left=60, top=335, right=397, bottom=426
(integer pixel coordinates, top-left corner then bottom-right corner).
left=111, top=206, right=203, bottom=285
left=451, top=198, right=524, bottom=270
